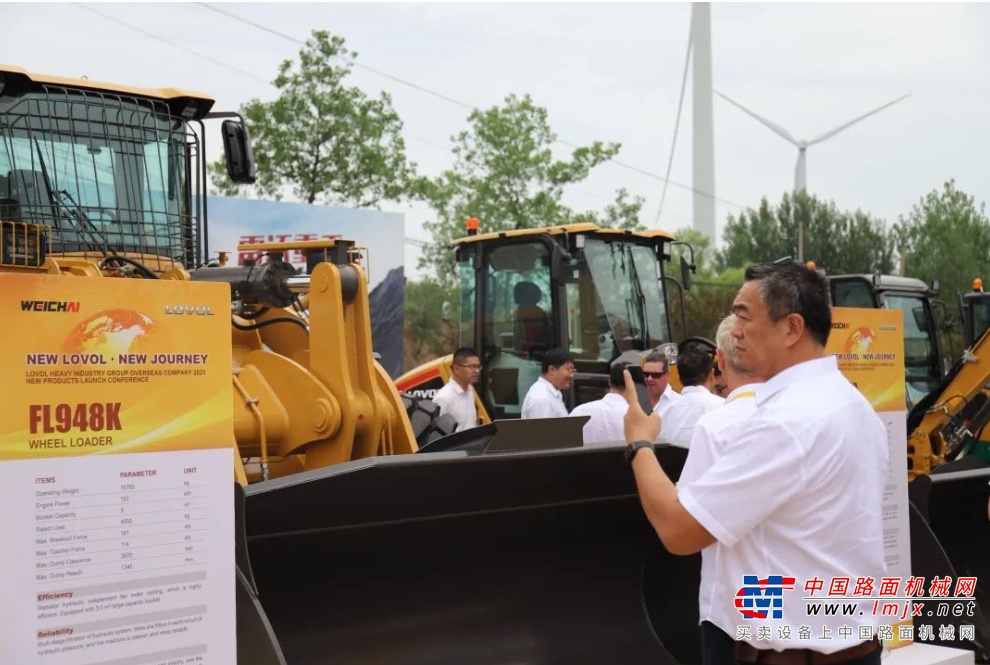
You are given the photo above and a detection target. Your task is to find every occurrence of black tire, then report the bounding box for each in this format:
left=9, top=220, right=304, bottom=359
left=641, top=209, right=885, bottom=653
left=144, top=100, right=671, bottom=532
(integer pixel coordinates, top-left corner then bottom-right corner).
left=399, top=392, right=459, bottom=447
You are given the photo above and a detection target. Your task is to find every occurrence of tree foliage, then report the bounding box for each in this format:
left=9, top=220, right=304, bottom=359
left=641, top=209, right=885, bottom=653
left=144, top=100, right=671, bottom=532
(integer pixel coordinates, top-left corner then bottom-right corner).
left=716, top=191, right=895, bottom=275
left=402, top=277, right=458, bottom=371
left=209, top=30, right=415, bottom=207
left=662, top=227, right=739, bottom=341
left=898, top=179, right=990, bottom=302
left=415, top=93, right=644, bottom=287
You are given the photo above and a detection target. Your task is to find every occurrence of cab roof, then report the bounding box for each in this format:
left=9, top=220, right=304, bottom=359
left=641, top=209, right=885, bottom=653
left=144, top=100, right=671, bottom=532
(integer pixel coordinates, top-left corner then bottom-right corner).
left=452, top=222, right=676, bottom=246
left=830, top=273, right=933, bottom=293
left=0, top=63, right=216, bottom=118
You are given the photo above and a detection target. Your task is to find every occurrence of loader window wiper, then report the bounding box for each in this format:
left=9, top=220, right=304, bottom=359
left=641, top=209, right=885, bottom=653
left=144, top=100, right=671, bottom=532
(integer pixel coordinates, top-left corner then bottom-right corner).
left=32, top=137, right=113, bottom=258
left=625, top=245, right=650, bottom=345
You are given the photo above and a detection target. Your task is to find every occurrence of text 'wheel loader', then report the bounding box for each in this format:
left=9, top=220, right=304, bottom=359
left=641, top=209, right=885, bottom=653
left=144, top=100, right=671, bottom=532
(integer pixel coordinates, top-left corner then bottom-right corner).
left=0, top=63, right=986, bottom=664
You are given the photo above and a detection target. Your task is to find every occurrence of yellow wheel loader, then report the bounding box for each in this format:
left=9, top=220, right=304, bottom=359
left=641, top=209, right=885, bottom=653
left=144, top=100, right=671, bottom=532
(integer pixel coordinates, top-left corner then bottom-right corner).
left=0, top=63, right=986, bottom=665
left=396, top=220, right=715, bottom=410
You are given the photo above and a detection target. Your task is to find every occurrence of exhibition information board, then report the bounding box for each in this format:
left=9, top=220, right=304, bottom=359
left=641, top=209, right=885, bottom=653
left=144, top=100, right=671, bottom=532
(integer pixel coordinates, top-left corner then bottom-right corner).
left=0, top=274, right=235, bottom=665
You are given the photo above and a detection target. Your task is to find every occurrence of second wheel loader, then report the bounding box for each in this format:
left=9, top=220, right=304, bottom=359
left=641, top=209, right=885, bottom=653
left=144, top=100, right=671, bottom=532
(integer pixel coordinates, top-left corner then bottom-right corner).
left=395, top=220, right=714, bottom=416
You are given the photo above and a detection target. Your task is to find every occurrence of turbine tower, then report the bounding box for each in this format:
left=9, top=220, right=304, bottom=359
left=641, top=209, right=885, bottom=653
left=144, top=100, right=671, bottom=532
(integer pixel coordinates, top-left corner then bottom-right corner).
left=714, top=90, right=910, bottom=262
left=692, top=3, right=716, bottom=243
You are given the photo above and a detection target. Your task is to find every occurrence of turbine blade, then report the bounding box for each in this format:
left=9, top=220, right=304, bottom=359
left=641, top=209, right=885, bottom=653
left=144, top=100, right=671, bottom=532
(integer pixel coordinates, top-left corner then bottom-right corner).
left=714, top=90, right=798, bottom=145
left=808, top=93, right=911, bottom=145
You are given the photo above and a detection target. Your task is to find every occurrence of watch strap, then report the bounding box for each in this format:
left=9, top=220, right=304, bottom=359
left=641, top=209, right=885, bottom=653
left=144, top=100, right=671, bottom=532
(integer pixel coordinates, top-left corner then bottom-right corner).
left=625, top=440, right=654, bottom=463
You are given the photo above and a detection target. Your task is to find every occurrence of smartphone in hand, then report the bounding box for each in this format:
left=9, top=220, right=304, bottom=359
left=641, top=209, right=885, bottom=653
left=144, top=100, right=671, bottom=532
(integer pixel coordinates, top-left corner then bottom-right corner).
left=624, top=364, right=655, bottom=415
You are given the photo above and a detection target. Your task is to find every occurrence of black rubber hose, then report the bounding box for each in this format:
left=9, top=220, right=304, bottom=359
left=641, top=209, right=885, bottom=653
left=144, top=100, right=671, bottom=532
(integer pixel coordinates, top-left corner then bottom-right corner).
left=100, top=255, right=159, bottom=279
left=231, top=315, right=309, bottom=333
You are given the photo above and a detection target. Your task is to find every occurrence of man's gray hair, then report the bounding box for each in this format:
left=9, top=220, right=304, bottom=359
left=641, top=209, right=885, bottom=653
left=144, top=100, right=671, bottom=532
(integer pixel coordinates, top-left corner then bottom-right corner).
left=641, top=348, right=669, bottom=370
left=716, top=314, right=748, bottom=375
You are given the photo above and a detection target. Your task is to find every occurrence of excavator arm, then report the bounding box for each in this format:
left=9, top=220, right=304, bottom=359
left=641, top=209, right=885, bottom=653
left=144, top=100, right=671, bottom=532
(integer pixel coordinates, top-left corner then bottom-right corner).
left=907, top=320, right=990, bottom=477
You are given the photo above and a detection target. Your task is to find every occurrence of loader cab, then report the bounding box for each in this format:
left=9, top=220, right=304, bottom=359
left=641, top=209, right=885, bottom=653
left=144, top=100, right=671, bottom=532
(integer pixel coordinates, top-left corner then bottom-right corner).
left=453, top=223, right=676, bottom=419
left=0, top=64, right=255, bottom=273
left=959, top=280, right=990, bottom=349
left=830, top=274, right=944, bottom=409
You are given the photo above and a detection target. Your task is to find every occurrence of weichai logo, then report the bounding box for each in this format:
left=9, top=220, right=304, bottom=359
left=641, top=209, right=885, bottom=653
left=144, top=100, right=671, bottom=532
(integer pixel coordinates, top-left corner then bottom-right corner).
left=21, top=301, right=80, bottom=313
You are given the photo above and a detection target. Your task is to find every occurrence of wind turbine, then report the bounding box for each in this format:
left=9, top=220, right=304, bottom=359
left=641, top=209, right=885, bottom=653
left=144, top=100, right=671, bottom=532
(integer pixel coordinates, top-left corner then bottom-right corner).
left=714, top=90, right=911, bottom=262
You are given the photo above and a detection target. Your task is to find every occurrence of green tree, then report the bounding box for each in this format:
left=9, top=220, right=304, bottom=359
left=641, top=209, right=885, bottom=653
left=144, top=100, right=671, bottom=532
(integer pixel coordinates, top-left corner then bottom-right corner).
left=209, top=30, right=415, bottom=207
left=403, top=277, right=458, bottom=370
left=669, top=227, right=713, bottom=277
left=661, top=227, right=740, bottom=341
left=899, top=179, right=990, bottom=303
left=416, top=93, right=644, bottom=288
left=716, top=191, right=895, bottom=274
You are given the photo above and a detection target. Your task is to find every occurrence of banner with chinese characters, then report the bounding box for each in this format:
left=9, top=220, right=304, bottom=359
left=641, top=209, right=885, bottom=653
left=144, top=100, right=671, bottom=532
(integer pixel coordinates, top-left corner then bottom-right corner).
left=0, top=273, right=235, bottom=665
left=206, top=196, right=406, bottom=378
left=828, top=306, right=912, bottom=648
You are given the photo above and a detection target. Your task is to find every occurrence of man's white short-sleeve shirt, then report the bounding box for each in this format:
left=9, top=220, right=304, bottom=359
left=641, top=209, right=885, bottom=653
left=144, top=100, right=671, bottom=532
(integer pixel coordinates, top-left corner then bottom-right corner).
left=570, top=393, right=628, bottom=443
left=678, top=384, right=761, bottom=632
left=654, top=385, right=682, bottom=419
left=677, top=356, right=889, bottom=653
left=661, top=385, right=725, bottom=447
left=432, top=379, right=478, bottom=432
left=521, top=376, right=569, bottom=419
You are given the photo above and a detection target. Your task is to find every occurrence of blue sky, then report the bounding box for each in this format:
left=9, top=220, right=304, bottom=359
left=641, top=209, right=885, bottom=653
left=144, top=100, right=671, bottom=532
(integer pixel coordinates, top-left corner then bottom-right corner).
left=4, top=2, right=988, bottom=280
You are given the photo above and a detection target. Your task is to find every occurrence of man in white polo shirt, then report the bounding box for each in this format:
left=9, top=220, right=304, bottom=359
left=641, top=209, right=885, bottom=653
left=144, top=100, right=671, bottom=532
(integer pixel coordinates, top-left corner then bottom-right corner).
left=660, top=343, right=725, bottom=446
left=432, top=347, right=481, bottom=432
left=520, top=349, right=574, bottom=419
left=621, top=260, right=889, bottom=665
left=679, top=313, right=767, bottom=665
left=641, top=349, right=682, bottom=417
left=570, top=361, right=629, bottom=444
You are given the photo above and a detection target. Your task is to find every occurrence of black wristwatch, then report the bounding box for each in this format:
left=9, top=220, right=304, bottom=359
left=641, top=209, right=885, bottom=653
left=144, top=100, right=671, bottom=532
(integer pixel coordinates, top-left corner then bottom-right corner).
left=624, top=440, right=654, bottom=464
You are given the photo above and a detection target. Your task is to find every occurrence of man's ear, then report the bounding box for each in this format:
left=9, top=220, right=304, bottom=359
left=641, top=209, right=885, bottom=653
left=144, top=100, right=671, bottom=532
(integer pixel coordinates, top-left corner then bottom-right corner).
left=716, top=348, right=727, bottom=373
left=784, top=312, right=806, bottom=347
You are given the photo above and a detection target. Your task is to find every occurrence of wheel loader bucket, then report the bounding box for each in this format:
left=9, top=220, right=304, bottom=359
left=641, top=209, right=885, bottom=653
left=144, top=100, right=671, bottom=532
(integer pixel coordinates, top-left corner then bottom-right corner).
left=235, top=482, right=289, bottom=665
left=235, top=420, right=702, bottom=665
left=908, top=458, right=990, bottom=661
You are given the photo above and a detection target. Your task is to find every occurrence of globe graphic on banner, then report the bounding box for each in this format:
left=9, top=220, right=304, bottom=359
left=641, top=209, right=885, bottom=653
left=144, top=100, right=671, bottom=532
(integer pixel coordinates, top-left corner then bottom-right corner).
left=61, top=309, right=160, bottom=360
left=843, top=326, right=877, bottom=356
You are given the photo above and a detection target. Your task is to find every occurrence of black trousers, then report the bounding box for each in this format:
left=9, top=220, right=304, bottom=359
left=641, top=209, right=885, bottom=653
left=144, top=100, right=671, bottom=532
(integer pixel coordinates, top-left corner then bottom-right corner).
left=700, top=621, right=883, bottom=665
left=701, top=621, right=736, bottom=665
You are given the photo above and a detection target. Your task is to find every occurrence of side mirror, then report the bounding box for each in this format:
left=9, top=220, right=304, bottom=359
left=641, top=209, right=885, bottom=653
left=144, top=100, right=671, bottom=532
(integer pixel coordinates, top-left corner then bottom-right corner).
left=680, top=255, right=693, bottom=291
left=672, top=241, right=697, bottom=291
left=549, top=241, right=573, bottom=283
left=221, top=120, right=257, bottom=184
left=930, top=279, right=940, bottom=296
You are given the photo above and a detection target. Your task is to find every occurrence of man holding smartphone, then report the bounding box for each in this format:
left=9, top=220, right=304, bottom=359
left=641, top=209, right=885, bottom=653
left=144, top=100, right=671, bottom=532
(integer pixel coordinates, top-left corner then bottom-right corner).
left=679, top=313, right=767, bottom=665
left=620, top=261, right=888, bottom=665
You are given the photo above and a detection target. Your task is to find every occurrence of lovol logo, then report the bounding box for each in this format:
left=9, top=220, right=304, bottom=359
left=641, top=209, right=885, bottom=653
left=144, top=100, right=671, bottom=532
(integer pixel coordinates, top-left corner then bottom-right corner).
left=165, top=305, right=215, bottom=316
left=21, top=300, right=80, bottom=313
